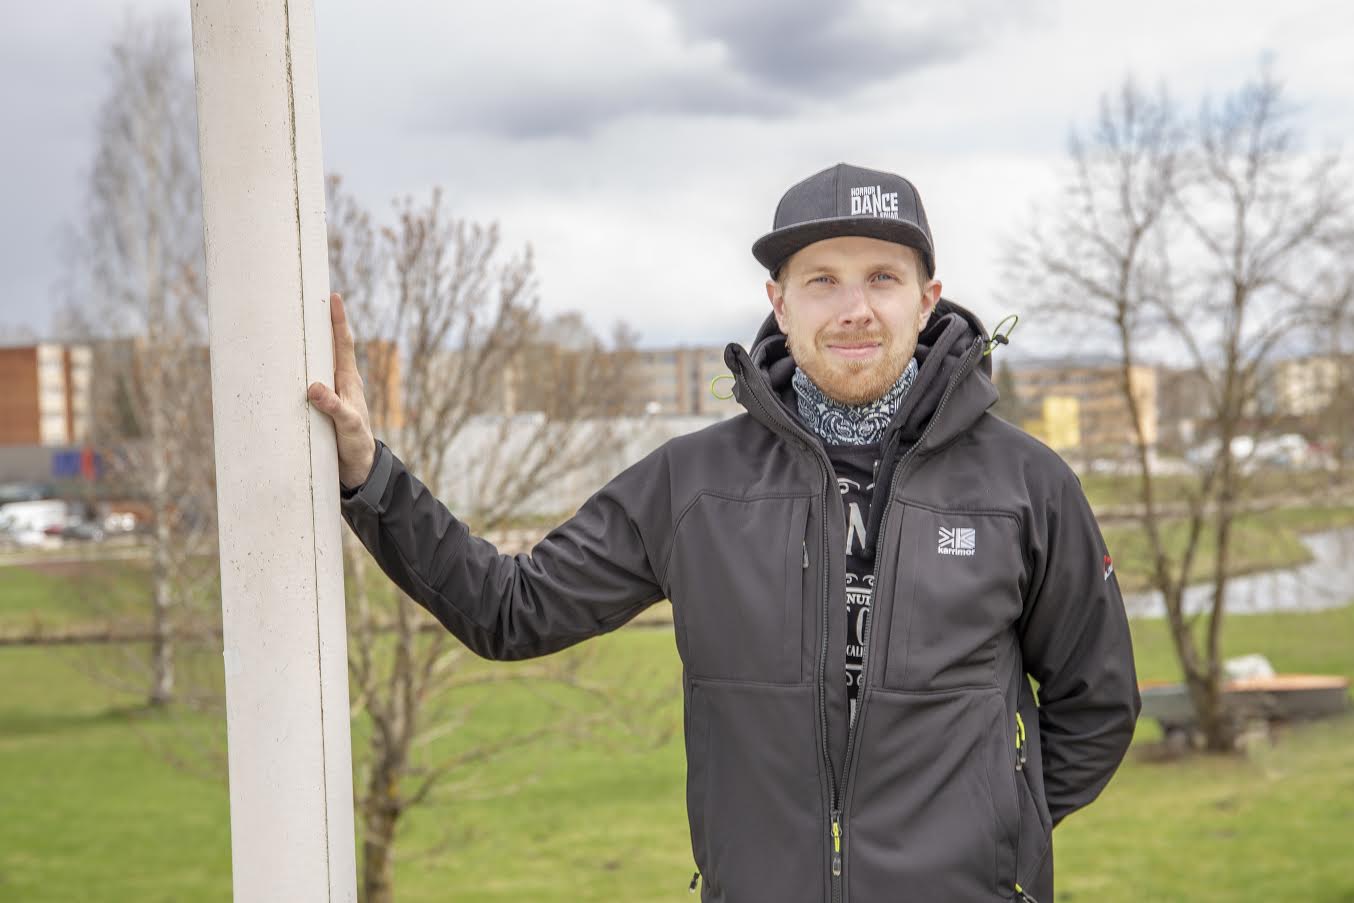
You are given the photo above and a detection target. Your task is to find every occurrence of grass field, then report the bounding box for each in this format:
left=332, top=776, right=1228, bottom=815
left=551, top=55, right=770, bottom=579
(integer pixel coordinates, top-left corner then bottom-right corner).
left=1079, top=470, right=1354, bottom=510
left=1, top=554, right=1352, bottom=903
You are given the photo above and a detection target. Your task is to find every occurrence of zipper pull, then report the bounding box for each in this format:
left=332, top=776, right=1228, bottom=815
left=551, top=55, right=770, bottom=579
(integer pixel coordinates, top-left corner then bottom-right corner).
left=689, top=870, right=700, bottom=893
left=1015, top=883, right=1039, bottom=903
left=830, top=811, right=843, bottom=877
left=802, top=539, right=809, bottom=569
left=1015, top=712, right=1027, bottom=771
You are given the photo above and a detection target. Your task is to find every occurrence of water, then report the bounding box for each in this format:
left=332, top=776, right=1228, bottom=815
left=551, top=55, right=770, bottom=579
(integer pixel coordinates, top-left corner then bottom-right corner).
left=1122, top=527, right=1354, bottom=619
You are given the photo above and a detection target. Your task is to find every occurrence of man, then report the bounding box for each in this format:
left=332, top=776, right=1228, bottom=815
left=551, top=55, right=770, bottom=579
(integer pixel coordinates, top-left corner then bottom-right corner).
left=308, top=162, right=1140, bottom=903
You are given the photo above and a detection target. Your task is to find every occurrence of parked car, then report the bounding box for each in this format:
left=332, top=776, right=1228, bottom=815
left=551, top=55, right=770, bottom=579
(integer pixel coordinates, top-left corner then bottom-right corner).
left=61, top=522, right=107, bottom=542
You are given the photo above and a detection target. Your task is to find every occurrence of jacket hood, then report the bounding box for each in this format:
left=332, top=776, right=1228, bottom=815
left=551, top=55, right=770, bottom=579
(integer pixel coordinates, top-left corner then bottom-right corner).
left=724, top=297, right=999, bottom=458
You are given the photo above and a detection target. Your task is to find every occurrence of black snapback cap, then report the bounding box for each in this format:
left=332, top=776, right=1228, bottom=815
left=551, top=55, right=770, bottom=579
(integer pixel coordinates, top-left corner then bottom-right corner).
left=752, top=162, right=934, bottom=279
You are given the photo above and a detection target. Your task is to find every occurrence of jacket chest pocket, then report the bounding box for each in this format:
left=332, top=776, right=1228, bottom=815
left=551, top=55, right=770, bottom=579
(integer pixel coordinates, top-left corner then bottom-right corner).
left=880, top=505, right=1024, bottom=691
left=668, top=493, right=811, bottom=684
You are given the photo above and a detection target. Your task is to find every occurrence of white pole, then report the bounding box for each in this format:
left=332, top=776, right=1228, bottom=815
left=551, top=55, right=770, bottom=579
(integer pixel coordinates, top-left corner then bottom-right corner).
left=189, top=1, right=357, bottom=899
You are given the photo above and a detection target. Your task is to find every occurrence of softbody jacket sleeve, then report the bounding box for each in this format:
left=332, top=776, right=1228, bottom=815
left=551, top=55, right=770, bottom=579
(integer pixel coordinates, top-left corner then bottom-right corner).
left=339, top=439, right=669, bottom=661
left=1018, top=472, right=1141, bottom=827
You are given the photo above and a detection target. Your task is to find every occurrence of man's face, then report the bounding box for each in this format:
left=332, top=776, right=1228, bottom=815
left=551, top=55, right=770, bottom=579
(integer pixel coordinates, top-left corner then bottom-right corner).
left=767, top=236, right=942, bottom=406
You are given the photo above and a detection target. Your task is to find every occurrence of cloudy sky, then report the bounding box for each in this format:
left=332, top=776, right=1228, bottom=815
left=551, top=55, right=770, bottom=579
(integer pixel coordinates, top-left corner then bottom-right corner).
left=3, top=0, right=1352, bottom=351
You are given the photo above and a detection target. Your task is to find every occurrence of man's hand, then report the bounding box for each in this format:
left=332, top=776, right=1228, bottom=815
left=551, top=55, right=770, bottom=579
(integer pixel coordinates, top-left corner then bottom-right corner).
left=307, top=292, right=376, bottom=489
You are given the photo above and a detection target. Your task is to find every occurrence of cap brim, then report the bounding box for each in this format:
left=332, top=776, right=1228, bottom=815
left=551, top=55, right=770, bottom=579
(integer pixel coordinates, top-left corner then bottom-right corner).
left=751, top=216, right=933, bottom=276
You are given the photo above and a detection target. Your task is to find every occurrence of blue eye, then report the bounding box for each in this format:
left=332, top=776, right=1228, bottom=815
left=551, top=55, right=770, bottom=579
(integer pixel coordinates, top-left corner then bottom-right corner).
left=872, top=272, right=897, bottom=282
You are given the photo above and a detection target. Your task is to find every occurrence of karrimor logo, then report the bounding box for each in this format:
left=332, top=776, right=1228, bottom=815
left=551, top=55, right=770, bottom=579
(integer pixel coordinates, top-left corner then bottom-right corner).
left=850, top=185, right=899, bottom=218
left=937, top=526, right=976, bottom=557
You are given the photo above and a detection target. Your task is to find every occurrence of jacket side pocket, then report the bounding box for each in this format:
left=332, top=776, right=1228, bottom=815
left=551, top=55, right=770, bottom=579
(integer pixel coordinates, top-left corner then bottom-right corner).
left=1012, top=707, right=1052, bottom=896
left=685, top=680, right=713, bottom=894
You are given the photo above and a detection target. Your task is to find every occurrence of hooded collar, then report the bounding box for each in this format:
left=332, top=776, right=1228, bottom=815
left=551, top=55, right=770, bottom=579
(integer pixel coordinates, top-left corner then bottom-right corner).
left=723, top=297, right=998, bottom=460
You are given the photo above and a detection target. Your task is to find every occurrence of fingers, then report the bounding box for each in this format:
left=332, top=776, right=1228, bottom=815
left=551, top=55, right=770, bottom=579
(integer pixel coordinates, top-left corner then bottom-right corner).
left=331, top=292, right=361, bottom=390
left=307, top=380, right=345, bottom=418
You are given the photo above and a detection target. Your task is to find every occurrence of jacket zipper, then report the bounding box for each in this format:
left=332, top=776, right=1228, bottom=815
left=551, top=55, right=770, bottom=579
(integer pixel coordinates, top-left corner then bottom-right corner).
left=733, top=337, right=983, bottom=902
left=835, top=337, right=984, bottom=899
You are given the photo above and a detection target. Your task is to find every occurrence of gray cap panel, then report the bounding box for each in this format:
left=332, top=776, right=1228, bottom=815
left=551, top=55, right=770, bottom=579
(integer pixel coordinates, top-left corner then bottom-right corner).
left=753, top=162, right=934, bottom=276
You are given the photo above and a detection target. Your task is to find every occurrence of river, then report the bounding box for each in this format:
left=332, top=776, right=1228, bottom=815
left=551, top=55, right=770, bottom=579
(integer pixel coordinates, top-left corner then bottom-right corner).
left=1122, top=527, right=1354, bottom=618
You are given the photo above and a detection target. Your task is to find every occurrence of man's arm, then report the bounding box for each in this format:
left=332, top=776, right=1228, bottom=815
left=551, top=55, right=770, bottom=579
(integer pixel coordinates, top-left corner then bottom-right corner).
left=339, top=438, right=669, bottom=661
left=307, top=291, right=667, bottom=660
left=1018, top=471, right=1141, bottom=827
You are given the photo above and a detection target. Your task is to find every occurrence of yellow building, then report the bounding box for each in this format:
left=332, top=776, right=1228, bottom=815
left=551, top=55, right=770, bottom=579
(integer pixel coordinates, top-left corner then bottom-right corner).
left=1011, top=362, right=1157, bottom=454
left=1023, top=396, right=1081, bottom=452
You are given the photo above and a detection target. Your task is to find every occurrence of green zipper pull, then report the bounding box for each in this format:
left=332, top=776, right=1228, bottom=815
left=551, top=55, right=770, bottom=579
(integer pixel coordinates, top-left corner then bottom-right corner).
left=830, top=811, right=843, bottom=877
left=1015, top=882, right=1039, bottom=903
left=689, top=870, right=700, bottom=892
left=1015, top=712, right=1028, bottom=771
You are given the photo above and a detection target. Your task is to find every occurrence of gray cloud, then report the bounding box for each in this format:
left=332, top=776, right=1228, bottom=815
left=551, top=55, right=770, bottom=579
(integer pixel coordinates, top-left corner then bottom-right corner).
left=408, top=0, right=1036, bottom=140
left=662, top=0, right=969, bottom=96
left=421, top=65, right=787, bottom=141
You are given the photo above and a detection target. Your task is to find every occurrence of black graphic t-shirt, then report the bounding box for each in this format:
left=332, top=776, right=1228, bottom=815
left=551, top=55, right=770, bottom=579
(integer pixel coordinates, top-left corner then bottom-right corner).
left=823, top=442, right=879, bottom=727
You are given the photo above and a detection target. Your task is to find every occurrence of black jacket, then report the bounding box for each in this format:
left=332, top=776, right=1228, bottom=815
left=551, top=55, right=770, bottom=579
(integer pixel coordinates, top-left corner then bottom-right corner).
left=340, top=298, right=1141, bottom=902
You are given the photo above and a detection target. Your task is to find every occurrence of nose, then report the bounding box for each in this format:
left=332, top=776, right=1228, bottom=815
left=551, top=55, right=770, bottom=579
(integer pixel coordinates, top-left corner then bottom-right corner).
left=838, top=284, right=873, bottom=328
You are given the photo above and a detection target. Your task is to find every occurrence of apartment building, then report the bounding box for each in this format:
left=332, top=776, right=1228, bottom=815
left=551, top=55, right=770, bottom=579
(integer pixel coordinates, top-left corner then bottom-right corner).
left=1009, top=359, right=1158, bottom=454
left=1272, top=354, right=1350, bottom=417
left=633, top=346, right=742, bottom=417
left=0, top=343, right=93, bottom=446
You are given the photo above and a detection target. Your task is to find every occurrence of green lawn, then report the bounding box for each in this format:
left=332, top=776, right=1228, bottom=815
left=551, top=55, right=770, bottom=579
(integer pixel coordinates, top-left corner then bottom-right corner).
left=0, top=555, right=158, bottom=630
left=1, top=575, right=1352, bottom=900
left=1080, top=470, right=1354, bottom=510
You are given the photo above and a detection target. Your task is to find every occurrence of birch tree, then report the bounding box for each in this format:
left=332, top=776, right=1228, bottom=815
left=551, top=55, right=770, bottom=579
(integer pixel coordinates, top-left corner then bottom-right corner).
left=57, top=12, right=218, bottom=708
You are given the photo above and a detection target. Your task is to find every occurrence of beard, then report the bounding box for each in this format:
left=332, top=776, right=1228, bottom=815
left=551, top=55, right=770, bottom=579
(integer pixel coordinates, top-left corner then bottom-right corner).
left=785, top=320, right=917, bottom=406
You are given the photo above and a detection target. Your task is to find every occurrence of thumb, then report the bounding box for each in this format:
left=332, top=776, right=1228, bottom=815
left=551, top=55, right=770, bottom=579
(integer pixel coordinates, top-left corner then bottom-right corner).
left=307, top=381, right=341, bottom=414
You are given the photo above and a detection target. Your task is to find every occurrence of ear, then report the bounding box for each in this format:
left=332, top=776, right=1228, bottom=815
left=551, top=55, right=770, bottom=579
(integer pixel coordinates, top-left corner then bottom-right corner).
left=766, top=278, right=789, bottom=333
left=917, top=278, right=943, bottom=331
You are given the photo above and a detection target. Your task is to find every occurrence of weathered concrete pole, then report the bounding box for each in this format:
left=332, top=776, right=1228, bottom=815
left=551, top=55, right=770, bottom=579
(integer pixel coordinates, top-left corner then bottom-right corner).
left=189, top=1, right=357, bottom=899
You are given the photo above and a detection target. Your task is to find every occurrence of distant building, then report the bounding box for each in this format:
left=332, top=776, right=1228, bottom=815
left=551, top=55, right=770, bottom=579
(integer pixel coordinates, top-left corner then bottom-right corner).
left=1272, top=354, right=1350, bottom=417
left=1023, top=396, right=1081, bottom=452
left=1155, top=366, right=1213, bottom=451
left=1009, top=359, right=1158, bottom=455
left=633, top=346, right=742, bottom=417
left=0, top=343, right=93, bottom=446
left=428, top=413, right=727, bottom=517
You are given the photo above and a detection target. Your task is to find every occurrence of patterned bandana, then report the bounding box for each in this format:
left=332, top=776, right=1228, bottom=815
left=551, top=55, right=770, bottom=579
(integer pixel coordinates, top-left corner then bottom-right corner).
left=792, top=358, right=918, bottom=446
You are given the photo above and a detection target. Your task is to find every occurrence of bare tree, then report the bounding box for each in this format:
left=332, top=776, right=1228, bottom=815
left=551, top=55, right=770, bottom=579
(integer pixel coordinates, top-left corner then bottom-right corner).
left=55, top=12, right=219, bottom=708
left=1014, top=70, right=1353, bottom=751
left=1310, top=271, right=1354, bottom=479
left=328, top=176, right=668, bottom=902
